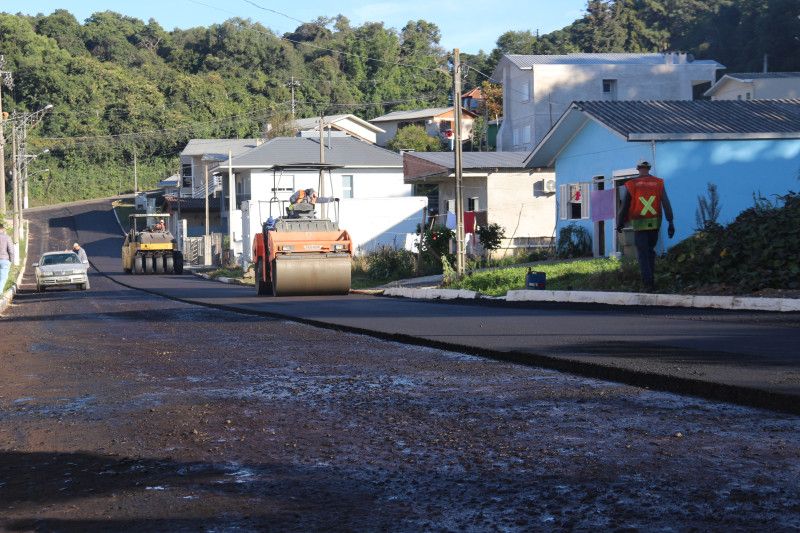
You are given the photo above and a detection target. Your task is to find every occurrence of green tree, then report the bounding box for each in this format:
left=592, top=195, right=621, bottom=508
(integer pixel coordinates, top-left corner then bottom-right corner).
left=387, top=125, right=444, bottom=152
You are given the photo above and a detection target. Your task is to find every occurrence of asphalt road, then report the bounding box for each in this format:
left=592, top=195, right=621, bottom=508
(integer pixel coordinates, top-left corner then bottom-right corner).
left=48, top=199, right=800, bottom=413
left=1, top=199, right=798, bottom=530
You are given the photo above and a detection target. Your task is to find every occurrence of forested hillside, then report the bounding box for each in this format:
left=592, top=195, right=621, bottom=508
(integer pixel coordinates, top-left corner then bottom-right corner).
left=0, top=0, right=798, bottom=204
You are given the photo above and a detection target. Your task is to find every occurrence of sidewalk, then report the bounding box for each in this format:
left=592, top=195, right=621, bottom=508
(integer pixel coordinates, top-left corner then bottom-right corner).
left=378, top=273, right=800, bottom=313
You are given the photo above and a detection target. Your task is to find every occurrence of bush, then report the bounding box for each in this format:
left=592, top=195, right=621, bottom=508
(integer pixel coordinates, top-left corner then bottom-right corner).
left=362, top=246, right=417, bottom=281
left=662, top=191, right=800, bottom=292
left=476, top=223, right=505, bottom=253
left=556, top=223, right=592, bottom=258
left=418, top=225, right=454, bottom=261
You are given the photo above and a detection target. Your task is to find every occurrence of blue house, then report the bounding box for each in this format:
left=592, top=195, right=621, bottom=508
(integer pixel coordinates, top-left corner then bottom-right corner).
left=526, top=100, right=800, bottom=257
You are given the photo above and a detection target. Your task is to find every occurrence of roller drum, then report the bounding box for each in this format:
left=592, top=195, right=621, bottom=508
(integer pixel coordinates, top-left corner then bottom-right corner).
left=271, top=254, right=351, bottom=296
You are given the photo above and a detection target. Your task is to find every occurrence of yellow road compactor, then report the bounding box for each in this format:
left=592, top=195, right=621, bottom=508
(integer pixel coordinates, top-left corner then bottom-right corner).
left=122, top=214, right=184, bottom=274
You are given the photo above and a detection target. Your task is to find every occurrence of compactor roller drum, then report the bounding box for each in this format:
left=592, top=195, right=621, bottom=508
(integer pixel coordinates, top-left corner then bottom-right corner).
left=122, top=214, right=184, bottom=275
left=252, top=217, right=352, bottom=297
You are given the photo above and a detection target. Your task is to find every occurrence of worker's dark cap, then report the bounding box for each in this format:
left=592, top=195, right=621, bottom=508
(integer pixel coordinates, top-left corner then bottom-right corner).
left=636, top=159, right=652, bottom=168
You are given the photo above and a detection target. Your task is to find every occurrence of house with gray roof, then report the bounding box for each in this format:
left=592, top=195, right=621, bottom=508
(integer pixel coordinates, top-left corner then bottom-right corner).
left=491, top=52, right=723, bottom=152
left=202, top=134, right=426, bottom=260
left=404, top=151, right=556, bottom=253
left=370, top=107, right=478, bottom=148
left=526, top=99, right=800, bottom=258
left=704, top=72, right=800, bottom=101
left=292, top=114, right=385, bottom=144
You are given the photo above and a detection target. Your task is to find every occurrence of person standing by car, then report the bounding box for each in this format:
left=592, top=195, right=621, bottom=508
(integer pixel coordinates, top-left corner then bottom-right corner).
left=72, top=242, right=88, bottom=264
left=0, top=222, right=15, bottom=291
left=616, top=159, right=675, bottom=291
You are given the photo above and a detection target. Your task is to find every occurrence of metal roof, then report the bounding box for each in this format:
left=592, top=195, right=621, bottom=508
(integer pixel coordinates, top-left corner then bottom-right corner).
left=180, top=138, right=261, bottom=158
left=503, top=53, right=721, bottom=68
left=227, top=136, right=402, bottom=168
left=526, top=99, right=800, bottom=167
left=406, top=151, right=529, bottom=170
left=575, top=99, right=800, bottom=138
left=293, top=114, right=384, bottom=133
left=492, top=53, right=723, bottom=81
left=370, top=107, right=454, bottom=122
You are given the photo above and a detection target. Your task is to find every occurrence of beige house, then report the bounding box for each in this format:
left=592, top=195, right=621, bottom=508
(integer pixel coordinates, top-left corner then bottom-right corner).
left=292, top=114, right=385, bottom=144
left=403, top=152, right=555, bottom=252
left=370, top=107, right=478, bottom=148
left=704, top=72, right=800, bottom=100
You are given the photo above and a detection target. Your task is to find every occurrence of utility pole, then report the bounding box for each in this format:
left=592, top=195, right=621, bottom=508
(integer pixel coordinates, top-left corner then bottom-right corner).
left=204, top=161, right=211, bottom=266
left=11, top=120, right=18, bottom=245
left=318, top=115, right=327, bottom=220
left=133, top=146, right=138, bottom=194
left=0, top=56, right=12, bottom=217
left=288, top=77, right=300, bottom=121
left=452, top=48, right=465, bottom=277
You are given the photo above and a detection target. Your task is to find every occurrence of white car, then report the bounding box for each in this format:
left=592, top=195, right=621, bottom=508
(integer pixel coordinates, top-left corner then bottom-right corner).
left=34, top=251, right=90, bottom=292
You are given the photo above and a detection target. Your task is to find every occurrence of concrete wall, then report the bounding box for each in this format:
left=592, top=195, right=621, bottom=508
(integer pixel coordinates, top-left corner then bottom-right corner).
left=498, top=60, right=718, bottom=151
left=487, top=170, right=556, bottom=248
left=554, top=119, right=800, bottom=255
left=436, top=171, right=556, bottom=250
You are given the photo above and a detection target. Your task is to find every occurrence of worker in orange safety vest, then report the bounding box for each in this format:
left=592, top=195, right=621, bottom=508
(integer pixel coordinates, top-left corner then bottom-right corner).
left=616, top=159, right=675, bottom=291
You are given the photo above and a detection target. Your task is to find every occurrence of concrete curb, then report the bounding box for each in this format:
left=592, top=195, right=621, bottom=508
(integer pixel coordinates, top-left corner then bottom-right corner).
left=506, top=289, right=800, bottom=312
left=193, top=276, right=799, bottom=313
left=0, top=220, right=31, bottom=316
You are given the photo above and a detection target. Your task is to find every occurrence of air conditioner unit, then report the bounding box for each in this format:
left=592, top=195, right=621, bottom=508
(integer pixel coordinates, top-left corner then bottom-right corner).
left=543, top=179, right=557, bottom=193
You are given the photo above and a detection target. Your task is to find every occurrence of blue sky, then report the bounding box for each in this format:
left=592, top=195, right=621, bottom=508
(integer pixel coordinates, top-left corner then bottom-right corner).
left=1, top=0, right=588, bottom=53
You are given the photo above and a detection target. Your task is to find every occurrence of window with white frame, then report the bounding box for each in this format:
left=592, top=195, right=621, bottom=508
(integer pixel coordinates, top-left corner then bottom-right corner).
left=521, top=82, right=531, bottom=101
left=522, top=125, right=531, bottom=145
left=559, top=182, right=590, bottom=220
left=341, top=175, right=353, bottom=198
left=468, top=197, right=479, bottom=211
left=512, top=127, right=520, bottom=145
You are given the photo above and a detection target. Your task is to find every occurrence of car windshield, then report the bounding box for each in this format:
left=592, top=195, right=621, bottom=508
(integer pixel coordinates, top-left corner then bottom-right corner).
left=41, top=253, right=79, bottom=266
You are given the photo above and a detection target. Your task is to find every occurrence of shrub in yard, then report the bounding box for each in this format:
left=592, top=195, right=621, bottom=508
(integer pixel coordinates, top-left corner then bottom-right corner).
left=662, top=191, right=800, bottom=292
left=556, top=223, right=592, bottom=258
left=417, top=225, right=454, bottom=269
left=364, top=246, right=417, bottom=281
left=476, top=223, right=506, bottom=254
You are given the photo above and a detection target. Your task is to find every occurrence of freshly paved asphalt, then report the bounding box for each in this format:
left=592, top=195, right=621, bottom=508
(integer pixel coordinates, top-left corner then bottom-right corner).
left=26, top=199, right=800, bottom=413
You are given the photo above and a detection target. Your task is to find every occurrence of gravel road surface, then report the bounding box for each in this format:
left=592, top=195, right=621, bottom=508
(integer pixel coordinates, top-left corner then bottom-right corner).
left=0, top=200, right=797, bottom=531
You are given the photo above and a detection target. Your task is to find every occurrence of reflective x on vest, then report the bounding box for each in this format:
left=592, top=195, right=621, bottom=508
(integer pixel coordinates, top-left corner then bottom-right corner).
left=639, top=195, right=657, bottom=216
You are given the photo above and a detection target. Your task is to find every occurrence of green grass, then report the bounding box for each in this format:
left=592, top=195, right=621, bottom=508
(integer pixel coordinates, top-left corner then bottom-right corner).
left=112, top=202, right=136, bottom=233
left=449, top=257, right=650, bottom=296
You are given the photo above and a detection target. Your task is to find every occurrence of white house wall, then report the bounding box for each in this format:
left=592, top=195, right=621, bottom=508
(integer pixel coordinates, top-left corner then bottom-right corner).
left=338, top=197, right=428, bottom=254
left=239, top=196, right=428, bottom=262
left=333, top=119, right=379, bottom=144
left=375, top=123, right=400, bottom=147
